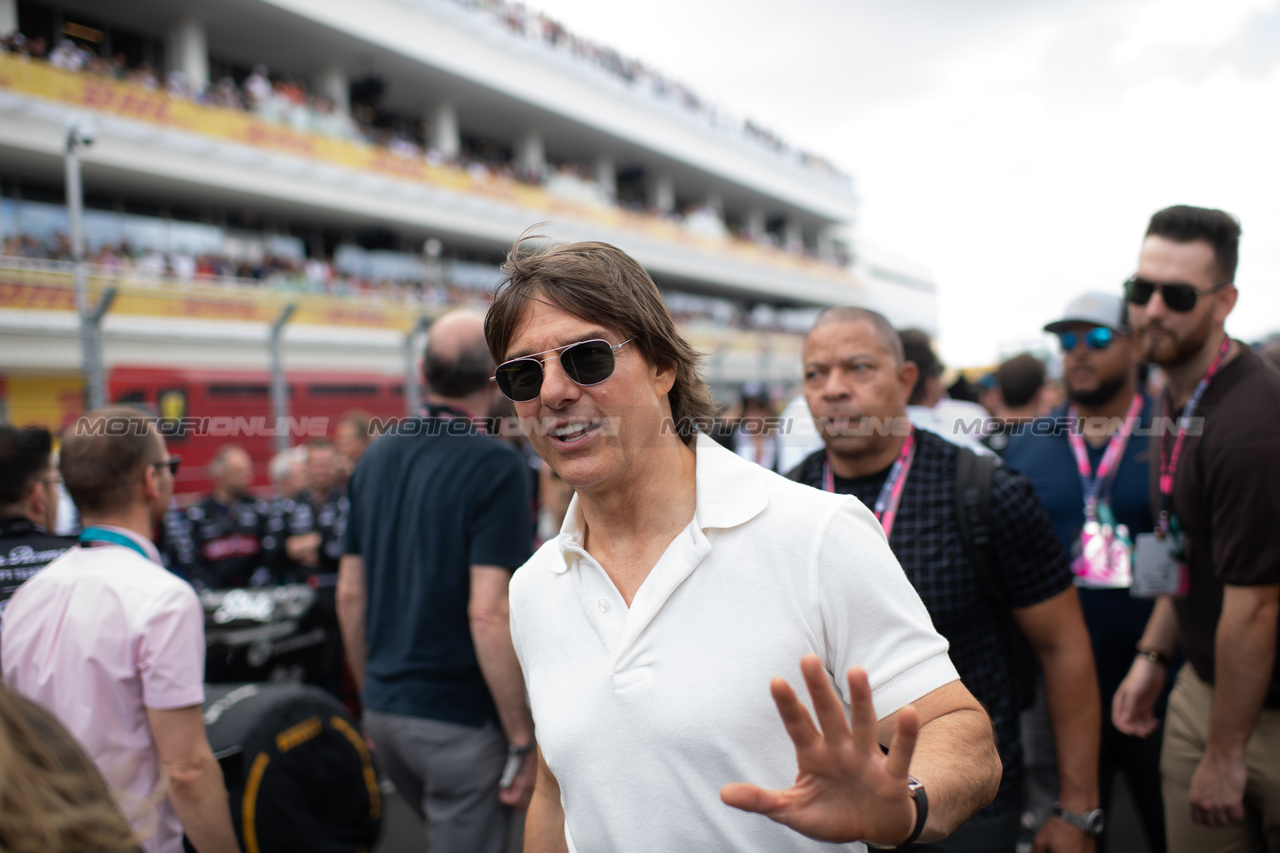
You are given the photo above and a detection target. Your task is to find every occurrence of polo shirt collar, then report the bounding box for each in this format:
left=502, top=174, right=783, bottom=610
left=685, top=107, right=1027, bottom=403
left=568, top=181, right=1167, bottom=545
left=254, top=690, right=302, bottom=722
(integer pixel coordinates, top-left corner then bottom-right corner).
left=553, top=432, right=770, bottom=573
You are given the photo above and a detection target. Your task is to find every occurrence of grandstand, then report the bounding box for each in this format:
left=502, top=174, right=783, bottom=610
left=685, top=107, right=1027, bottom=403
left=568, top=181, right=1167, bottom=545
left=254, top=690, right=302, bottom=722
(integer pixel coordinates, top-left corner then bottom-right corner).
left=0, top=0, right=938, bottom=454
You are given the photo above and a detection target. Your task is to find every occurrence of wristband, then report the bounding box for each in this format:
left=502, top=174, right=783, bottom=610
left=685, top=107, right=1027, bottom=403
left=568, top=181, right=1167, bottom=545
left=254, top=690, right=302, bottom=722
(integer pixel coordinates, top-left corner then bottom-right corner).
left=1135, top=645, right=1172, bottom=667
left=508, top=741, right=536, bottom=758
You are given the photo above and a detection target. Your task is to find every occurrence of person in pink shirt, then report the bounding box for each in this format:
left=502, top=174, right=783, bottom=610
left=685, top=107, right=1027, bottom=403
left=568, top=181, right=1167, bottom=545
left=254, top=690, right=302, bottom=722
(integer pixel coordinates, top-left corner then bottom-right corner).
left=1, top=406, right=240, bottom=853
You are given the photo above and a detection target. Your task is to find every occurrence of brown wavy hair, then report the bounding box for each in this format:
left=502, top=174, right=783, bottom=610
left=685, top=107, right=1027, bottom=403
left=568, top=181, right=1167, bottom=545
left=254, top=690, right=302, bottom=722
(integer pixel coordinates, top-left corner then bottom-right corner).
left=0, top=686, right=141, bottom=853
left=484, top=235, right=717, bottom=444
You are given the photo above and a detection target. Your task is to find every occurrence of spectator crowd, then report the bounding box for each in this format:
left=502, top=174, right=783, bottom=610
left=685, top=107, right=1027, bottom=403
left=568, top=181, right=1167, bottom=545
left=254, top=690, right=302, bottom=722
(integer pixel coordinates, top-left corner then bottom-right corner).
left=2, top=18, right=845, bottom=258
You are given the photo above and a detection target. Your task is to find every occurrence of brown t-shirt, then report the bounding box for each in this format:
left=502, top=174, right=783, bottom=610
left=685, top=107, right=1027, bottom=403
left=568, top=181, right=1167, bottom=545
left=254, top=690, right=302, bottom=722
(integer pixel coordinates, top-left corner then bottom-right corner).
left=1160, top=345, right=1280, bottom=705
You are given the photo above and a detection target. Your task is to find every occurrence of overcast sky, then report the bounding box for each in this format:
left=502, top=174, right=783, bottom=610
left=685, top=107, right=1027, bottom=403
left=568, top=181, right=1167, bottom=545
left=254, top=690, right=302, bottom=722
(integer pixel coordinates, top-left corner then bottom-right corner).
left=527, top=0, right=1280, bottom=367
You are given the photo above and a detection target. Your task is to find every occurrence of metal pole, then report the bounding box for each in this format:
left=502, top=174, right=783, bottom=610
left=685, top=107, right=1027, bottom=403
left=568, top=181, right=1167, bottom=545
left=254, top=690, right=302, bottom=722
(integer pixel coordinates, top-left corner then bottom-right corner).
left=87, top=288, right=117, bottom=409
left=405, top=316, right=432, bottom=417
left=269, top=304, right=297, bottom=454
left=65, top=122, right=105, bottom=409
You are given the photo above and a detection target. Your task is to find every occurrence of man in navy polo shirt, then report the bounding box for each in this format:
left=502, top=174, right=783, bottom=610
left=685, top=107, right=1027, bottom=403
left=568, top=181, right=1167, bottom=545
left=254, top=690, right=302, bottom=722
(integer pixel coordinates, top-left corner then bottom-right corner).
left=337, top=310, right=535, bottom=853
left=1005, top=292, right=1166, bottom=851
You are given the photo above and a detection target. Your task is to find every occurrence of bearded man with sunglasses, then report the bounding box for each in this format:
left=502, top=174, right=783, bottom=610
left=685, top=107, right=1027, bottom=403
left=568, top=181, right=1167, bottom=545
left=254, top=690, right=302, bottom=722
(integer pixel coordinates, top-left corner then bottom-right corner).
left=1004, top=293, right=1167, bottom=851
left=484, top=239, right=1001, bottom=853
left=1111, top=205, right=1280, bottom=852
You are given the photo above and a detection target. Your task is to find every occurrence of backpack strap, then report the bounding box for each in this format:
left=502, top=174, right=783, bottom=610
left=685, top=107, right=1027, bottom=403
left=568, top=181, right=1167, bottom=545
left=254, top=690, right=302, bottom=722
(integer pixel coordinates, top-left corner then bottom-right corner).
left=955, top=446, right=1039, bottom=710
left=954, top=447, right=999, bottom=602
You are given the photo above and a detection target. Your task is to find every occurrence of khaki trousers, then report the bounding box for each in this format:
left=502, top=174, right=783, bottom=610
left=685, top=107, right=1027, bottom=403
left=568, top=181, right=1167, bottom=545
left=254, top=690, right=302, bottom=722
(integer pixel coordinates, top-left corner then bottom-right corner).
left=1162, top=664, right=1280, bottom=853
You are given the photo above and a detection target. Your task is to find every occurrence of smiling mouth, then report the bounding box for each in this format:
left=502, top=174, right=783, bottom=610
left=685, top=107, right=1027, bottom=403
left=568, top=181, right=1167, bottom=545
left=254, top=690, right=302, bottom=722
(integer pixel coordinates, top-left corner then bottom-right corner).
left=551, top=422, right=599, bottom=443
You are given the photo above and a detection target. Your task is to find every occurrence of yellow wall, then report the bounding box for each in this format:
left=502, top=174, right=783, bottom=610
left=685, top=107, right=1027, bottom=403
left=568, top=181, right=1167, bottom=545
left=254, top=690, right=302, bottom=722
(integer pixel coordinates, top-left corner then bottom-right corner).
left=1, top=374, right=84, bottom=431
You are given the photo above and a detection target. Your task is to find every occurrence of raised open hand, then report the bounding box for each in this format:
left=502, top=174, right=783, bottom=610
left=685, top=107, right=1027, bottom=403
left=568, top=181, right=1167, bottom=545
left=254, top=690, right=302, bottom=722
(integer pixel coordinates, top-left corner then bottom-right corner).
left=721, top=654, right=921, bottom=846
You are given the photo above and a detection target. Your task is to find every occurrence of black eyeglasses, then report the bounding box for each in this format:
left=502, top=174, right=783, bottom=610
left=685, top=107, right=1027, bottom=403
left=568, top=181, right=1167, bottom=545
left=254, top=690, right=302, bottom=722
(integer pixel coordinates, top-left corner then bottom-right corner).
left=1057, top=327, right=1114, bottom=352
left=151, top=456, right=181, bottom=476
left=492, top=339, right=632, bottom=402
left=1124, top=277, right=1229, bottom=313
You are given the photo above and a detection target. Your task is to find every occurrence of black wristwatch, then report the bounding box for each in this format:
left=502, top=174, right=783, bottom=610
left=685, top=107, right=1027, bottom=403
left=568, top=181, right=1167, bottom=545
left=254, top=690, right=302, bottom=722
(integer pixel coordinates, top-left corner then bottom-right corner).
left=1053, top=803, right=1105, bottom=836
left=865, top=775, right=928, bottom=850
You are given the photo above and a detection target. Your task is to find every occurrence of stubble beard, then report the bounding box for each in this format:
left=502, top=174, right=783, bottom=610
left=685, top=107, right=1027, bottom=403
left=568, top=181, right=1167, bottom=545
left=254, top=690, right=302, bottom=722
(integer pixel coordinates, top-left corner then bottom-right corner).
left=1068, top=374, right=1129, bottom=408
left=1136, top=311, right=1215, bottom=368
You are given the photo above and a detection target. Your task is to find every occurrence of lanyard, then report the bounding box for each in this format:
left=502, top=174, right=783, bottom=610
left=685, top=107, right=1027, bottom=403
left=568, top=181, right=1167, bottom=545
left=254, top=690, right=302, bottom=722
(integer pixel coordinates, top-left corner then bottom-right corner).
left=1158, top=335, right=1231, bottom=534
left=80, top=526, right=157, bottom=564
left=1066, top=394, right=1145, bottom=517
left=823, top=429, right=916, bottom=540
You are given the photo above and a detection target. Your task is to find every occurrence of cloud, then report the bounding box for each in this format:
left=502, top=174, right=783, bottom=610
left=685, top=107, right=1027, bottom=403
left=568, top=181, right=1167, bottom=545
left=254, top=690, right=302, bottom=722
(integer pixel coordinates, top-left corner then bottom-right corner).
left=526, top=0, right=1280, bottom=362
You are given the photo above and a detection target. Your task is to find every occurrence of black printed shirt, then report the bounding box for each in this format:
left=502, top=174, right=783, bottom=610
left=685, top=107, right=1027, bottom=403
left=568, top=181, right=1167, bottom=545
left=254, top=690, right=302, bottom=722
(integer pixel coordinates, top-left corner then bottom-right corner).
left=186, top=496, right=275, bottom=589
left=0, top=516, right=74, bottom=619
left=286, top=489, right=349, bottom=580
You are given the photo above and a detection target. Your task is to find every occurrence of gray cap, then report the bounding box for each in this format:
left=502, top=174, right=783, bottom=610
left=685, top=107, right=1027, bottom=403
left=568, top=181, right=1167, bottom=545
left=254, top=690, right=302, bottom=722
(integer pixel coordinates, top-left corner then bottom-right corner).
left=1044, top=291, right=1128, bottom=334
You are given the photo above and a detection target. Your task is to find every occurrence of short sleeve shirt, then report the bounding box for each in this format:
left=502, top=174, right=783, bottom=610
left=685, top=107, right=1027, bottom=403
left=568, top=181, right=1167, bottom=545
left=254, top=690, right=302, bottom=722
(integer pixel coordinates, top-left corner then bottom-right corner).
left=344, top=413, right=533, bottom=727
left=1, top=535, right=205, bottom=853
left=791, top=428, right=1073, bottom=814
left=1166, top=346, right=1280, bottom=704
left=511, top=435, right=958, bottom=851
left=1004, top=399, right=1161, bottom=693
left=1004, top=397, right=1157, bottom=566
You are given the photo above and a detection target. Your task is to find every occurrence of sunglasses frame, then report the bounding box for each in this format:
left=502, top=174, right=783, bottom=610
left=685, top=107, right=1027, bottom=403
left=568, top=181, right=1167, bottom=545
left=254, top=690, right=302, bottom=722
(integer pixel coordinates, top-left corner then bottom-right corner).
left=1057, top=327, right=1114, bottom=352
left=1124, top=276, right=1229, bottom=313
left=151, top=455, right=181, bottom=476
left=492, top=339, right=633, bottom=402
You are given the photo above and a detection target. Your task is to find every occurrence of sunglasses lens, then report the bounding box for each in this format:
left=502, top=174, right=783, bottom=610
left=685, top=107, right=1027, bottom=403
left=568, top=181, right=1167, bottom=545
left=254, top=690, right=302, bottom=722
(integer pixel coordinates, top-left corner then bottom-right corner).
left=1124, top=277, right=1155, bottom=305
left=495, top=360, right=543, bottom=402
left=1125, top=278, right=1202, bottom=312
left=1086, top=328, right=1113, bottom=349
left=1058, top=332, right=1079, bottom=351
left=561, top=341, right=616, bottom=386
left=1161, top=285, right=1198, bottom=312
left=170, top=456, right=181, bottom=475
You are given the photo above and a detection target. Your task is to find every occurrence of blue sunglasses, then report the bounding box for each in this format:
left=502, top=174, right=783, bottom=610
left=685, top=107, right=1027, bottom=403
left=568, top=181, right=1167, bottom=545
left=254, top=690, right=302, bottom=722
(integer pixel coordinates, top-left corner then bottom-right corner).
left=1056, top=327, right=1114, bottom=352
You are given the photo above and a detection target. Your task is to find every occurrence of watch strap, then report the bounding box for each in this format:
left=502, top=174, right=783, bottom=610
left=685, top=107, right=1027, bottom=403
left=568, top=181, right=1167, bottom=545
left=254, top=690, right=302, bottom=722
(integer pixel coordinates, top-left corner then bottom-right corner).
left=1052, top=802, right=1104, bottom=836
left=865, top=776, right=928, bottom=850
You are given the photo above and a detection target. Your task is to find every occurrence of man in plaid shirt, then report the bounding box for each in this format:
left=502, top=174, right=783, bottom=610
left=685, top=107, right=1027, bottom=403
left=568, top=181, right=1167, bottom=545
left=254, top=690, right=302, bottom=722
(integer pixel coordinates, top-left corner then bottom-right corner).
left=791, top=307, right=1102, bottom=853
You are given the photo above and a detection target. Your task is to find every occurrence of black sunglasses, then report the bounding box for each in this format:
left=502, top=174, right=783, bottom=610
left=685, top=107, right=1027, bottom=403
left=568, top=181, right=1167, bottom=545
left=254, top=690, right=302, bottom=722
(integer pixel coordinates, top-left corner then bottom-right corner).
left=492, top=339, right=632, bottom=402
left=1124, top=277, right=1229, bottom=313
left=151, top=455, right=181, bottom=476
left=1057, top=327, right=1114, bottom=352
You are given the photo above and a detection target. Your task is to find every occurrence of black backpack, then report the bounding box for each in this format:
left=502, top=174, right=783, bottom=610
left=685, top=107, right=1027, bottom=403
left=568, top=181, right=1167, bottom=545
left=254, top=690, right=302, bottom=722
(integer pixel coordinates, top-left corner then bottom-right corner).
left=954, top=447, right=1038, bottom=711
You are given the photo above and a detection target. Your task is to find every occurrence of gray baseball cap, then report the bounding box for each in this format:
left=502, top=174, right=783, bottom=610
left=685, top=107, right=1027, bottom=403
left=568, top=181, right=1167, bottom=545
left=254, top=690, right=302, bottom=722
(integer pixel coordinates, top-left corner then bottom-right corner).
left=1044, top=291, right=1129, bottom=335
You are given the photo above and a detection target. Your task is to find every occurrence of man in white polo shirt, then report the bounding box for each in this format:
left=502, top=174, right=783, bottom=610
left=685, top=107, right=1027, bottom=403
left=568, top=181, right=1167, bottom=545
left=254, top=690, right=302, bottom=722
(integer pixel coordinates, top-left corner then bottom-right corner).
left=483, top=238, right=1002, bottom=852
left=1, top=406, right=239, bottom=853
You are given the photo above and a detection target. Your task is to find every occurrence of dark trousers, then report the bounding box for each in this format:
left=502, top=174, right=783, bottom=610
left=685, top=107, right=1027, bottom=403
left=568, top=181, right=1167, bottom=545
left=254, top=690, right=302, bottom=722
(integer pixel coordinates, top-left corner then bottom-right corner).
left=908, top=809, right=1021, bottom=853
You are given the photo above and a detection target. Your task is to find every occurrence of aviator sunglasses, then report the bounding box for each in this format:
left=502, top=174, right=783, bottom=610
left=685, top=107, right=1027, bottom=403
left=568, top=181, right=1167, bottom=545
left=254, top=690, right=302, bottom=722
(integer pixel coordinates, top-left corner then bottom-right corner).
left=492, top=339, right=632, bottom=402
left=1124, top=276, right=1229, bottom=313
left=1057, top=327, right=1114, bottom=352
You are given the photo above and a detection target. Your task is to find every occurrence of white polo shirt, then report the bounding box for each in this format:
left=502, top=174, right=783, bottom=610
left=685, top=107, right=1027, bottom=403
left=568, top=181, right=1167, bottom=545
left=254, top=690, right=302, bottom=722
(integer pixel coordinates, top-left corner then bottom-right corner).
left=510, top=434, right=959, bottom=852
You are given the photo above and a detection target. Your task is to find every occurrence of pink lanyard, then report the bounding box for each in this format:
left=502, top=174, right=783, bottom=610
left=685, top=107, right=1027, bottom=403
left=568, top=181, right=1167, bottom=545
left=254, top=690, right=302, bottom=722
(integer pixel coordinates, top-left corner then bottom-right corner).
left=1158, top=335, right=1231, bottom=534
left=1066, top=394, right=1144, bottom=519
left=823, top=429, right=916, bottom=540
